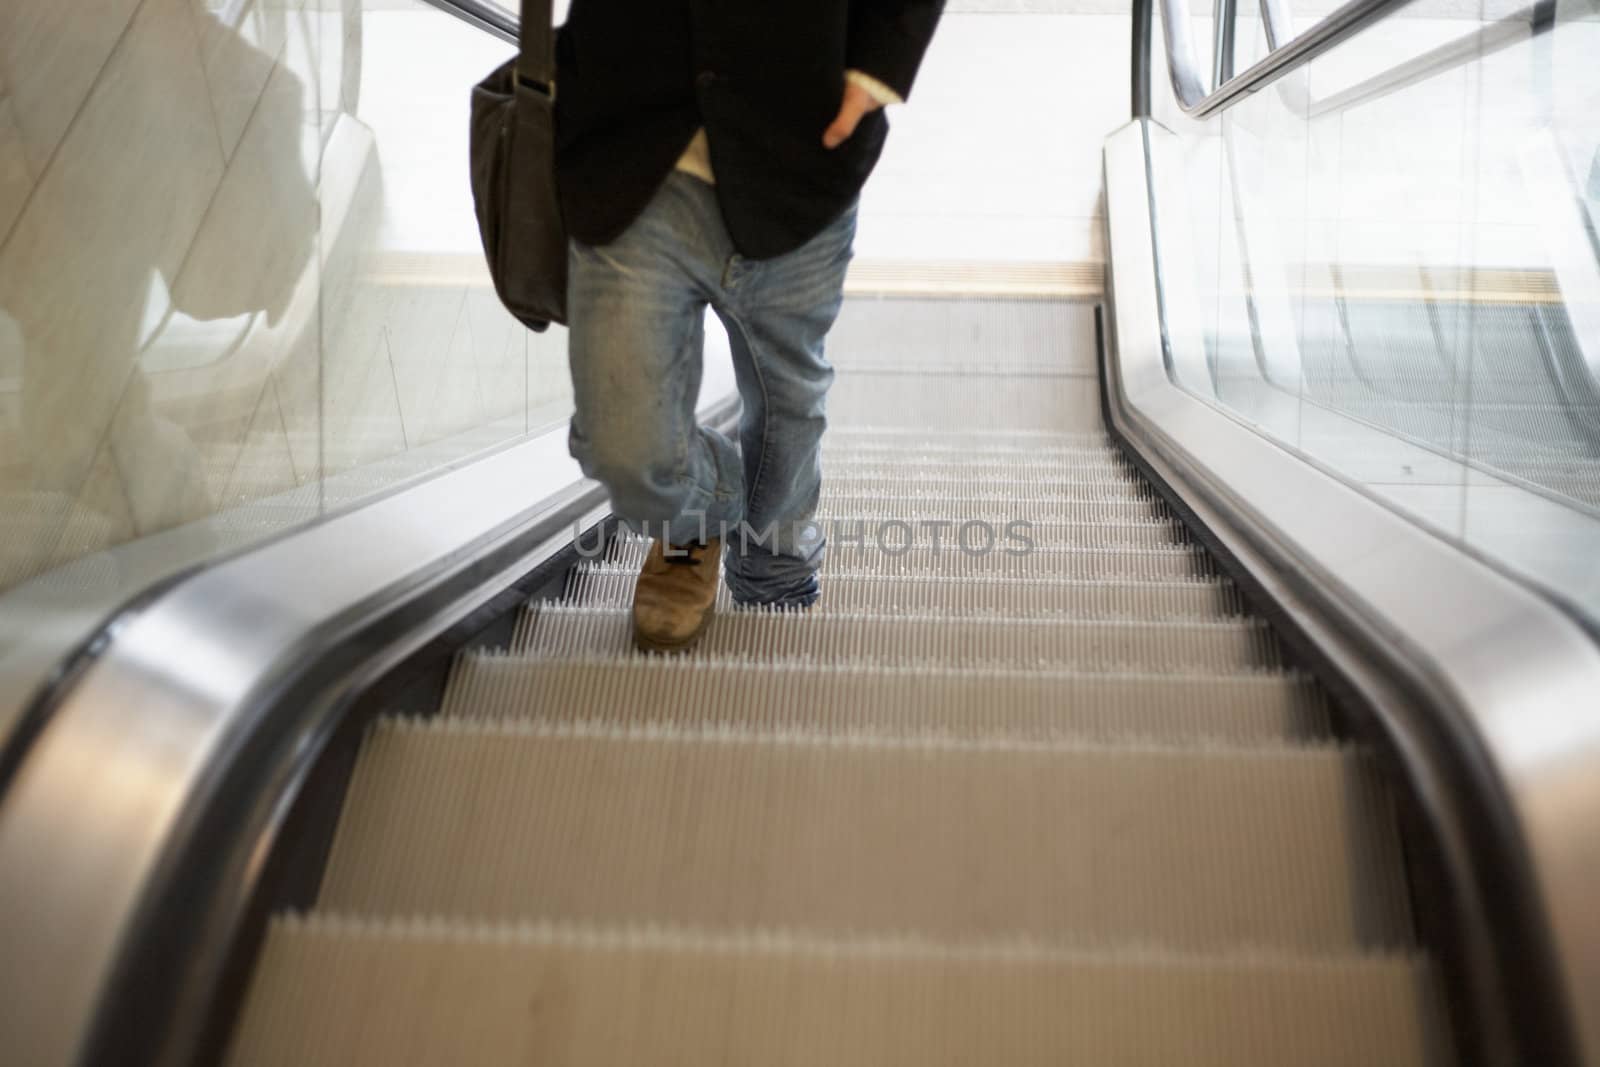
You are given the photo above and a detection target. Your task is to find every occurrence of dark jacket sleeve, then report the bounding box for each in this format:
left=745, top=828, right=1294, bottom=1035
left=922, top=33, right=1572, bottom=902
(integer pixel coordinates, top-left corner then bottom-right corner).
left=845, top=0, right=945, bottom=102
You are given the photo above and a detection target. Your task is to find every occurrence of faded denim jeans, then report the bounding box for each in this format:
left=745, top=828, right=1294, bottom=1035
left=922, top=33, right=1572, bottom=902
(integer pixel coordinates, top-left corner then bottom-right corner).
left=566, top=171, right=856, bottom=607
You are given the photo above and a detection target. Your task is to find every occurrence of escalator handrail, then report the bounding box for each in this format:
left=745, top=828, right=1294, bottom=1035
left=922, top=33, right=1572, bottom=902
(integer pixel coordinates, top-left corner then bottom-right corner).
left=1267, top=0, right=1553, bottom=119
left=1135, top=0, right=1411, bottom=118
left=1140, top=0, right=1562, bottom=122
left=416, top=0, right=517, bottom=44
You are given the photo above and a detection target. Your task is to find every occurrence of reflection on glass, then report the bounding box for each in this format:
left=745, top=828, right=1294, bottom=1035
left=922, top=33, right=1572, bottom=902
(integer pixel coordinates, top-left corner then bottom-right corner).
left=1150, top=0, right=1600, bottom=622
left=0, top=0, right=573, bottom=603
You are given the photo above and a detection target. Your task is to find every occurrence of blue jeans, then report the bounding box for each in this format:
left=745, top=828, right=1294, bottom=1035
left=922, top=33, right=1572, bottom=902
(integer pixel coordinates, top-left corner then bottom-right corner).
left=566, top=172, right=856, bottom=607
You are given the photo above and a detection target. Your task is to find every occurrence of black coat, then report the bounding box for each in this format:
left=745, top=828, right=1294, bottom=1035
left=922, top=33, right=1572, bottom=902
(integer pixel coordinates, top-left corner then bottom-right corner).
left=553, top=1, right=944, bottom=259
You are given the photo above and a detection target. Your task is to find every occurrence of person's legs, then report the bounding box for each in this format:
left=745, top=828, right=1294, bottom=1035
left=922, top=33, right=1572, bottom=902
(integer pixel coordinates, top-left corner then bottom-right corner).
left=566, top=174, right=746, bottom=545
left=713, top=199, right=857, bottom=607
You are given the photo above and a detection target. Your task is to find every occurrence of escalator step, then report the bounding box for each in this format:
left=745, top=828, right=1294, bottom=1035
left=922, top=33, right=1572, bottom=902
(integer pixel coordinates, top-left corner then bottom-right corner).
left=825, top=427, right=1112, bottom=446
left=823, top=455, right=1135, bottom=477
left=822, top=442, right=1119, bottom=463
left=826, top=438, right=1123, bottom=456
left=603, top=536, right=1218, bottom=580
left=439, top=652, right=1332, bottom=744
left=316, top=718, right=1411, bottom=951
left=817, top=492, right=1172, bottom=522
left=828, top=375, right=1104, bottom=432
left=228, top=917, right=1450, bottom=1067
left=824, top=431, right=1117, bottom=457
left=564, top=567, right=1233, bottom=619
left=800, top=517, right=1187, bottom=549
left=515, top=604, right=1282, bottom=670
left=824, top=472, right=1148, bottom=495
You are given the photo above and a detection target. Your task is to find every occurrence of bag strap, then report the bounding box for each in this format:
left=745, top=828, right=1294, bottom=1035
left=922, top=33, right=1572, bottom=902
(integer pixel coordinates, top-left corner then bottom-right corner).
left=516, top=0, right=555, bottom=89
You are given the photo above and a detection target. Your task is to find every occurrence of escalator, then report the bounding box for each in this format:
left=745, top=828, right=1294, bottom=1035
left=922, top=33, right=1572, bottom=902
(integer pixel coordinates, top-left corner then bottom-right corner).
left=218, top=299, right=1448, bottom=1063
left=1, top=0, right=1599, bottom=1065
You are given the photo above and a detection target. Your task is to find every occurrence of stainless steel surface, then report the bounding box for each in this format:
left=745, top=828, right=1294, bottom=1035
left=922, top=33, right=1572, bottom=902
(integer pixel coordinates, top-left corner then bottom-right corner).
left=1156, top=0, right=1212, bottom=111
left=0, top=425, right=605, bottom=1067
left=0, top=415, right=531, bottom=754
left=1212, top=0, right=1238, bottom=86
left=1105, top=117, right=1600, bottom=1064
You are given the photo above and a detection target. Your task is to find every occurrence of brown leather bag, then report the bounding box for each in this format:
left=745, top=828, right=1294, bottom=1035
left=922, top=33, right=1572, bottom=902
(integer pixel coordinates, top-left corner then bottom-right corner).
left=468, top=0, right=567, bottom=330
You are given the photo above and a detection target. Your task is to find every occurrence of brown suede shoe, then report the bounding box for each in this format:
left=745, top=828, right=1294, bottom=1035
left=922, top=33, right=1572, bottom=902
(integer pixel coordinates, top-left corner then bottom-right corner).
left=631, top=538, right=722, bottom=653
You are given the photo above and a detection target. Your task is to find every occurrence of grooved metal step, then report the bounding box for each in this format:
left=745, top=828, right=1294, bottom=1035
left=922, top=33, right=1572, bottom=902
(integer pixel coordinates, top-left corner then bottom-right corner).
left=823, top=442, right=1120, bottom=463
left=229, top=917, right=1451, bottom=1067
left=514, top=604, right=1282, bottom=671
left=825, top=473, right=1147, bottom=494
left=440, top=653, right=1332, bottom=744
left=823, top=428, right=1114, bottom=450
left=823, top=456, right=1135, bottom=478
left=819, top=492, right=1173, bottom=522
left=828, top=375, right=1104, bottom=432
left=316, top=718, right=1411, bottom=952
left=603, top=535, right=1219, bottom=580
left=565, top=567, right=1235, bottom=619
left=780, top=517, right=1188, bottom=549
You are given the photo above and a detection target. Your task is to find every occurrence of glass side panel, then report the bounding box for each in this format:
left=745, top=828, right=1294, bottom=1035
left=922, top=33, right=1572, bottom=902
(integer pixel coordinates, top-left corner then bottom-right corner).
left=1150, top=0, right=1600, bottom=623
left=0, top=0, right=571, bottom=602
